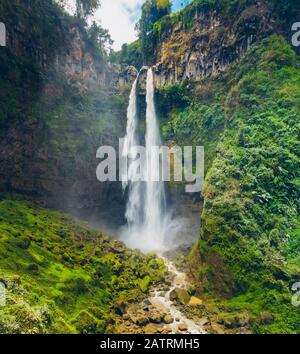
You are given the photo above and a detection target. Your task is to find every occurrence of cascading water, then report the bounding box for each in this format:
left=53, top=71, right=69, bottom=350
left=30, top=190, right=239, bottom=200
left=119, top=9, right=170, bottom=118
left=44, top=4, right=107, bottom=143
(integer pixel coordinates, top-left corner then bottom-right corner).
left=143, top=68, right=167, bottom=250
left=121, top=68, right=168, bottom=252
left=119, top=70, right=205, bottom=335
left=122, top=77, right=143, bottom=231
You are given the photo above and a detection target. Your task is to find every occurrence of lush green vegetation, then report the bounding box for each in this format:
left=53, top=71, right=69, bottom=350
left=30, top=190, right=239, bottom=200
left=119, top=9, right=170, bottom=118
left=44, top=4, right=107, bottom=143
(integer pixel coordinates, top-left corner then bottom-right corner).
left=176, top=36, right=300, bottom=333
left=152, top=32, right=300, bottom=334
left=0, top=200, right=167, bottom=334
left=137, top=0, right=172, bottom=63
left=110, top=40, right=143, bottom=69
left=1, top=0, right=300, bottom=335
left=32, top=81, right=126, bottom=158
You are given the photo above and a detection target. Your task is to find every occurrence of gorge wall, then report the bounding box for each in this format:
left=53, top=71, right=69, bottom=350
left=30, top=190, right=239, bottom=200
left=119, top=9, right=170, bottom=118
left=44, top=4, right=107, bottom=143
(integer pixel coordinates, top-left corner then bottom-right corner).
left=146, top=0, right=299, bottom=87
left=0, top=1, right=136, bottom=219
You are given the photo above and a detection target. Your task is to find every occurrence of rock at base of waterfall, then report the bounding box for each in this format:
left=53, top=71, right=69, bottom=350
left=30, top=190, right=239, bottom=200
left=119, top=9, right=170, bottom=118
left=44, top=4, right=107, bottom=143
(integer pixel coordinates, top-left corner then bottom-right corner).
left=169, top=288, right=191, bottom=305
left=163, top=315, right=174, bottom=324
left=129, top=312, right=149, bottom=326
left=143, top=323, right=164, bottom=334
left=199, top=317, right=210, bottom=327
left=148, top=310, right=164, bottom=324
left=178, top=323, right=188, bottom=331
left=188, top=296, right=203, bottom=307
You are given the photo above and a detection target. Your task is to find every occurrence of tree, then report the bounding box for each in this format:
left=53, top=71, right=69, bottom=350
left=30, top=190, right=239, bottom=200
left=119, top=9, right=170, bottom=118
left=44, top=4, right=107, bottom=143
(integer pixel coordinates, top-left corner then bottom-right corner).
left=88, top=21, right=113, bottom=56
left=136, top=0, right=172, bottom=62
left=55, top=0, right=101, bottom=20
left=76, top=0, right=101, bottom=19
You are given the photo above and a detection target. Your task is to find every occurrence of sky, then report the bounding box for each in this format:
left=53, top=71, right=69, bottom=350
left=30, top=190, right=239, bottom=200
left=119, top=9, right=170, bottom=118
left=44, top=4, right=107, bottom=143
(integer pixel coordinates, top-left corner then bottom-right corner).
left=61, top=0, right=192, bottom=51
left=94, top=0, right=192, bottom=51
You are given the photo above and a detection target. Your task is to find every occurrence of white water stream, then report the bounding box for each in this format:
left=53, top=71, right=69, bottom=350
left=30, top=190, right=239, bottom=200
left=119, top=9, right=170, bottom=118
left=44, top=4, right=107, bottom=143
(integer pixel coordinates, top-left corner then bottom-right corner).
left=150, top=257, right=206, bottom=334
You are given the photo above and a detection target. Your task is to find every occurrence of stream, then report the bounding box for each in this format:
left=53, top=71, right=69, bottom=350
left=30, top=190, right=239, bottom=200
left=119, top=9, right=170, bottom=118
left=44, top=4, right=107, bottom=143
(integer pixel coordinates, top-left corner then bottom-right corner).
left=114, top=254, right=207, bottom=334
left=149, top=256, right=206, bottom=334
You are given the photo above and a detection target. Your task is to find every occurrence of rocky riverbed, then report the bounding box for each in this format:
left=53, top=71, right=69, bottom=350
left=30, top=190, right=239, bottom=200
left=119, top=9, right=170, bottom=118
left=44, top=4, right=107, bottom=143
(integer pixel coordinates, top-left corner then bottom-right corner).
left=111, top=252, right=254, bottom=335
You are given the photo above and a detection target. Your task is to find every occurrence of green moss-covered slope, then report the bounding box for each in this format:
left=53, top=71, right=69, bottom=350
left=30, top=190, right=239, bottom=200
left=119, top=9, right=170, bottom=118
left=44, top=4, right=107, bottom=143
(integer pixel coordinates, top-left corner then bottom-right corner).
left=157, top=35, right=300, bottom=333
left=0, top=200, right=167, bottom=334
left=179, top=36, right=299, bottom=333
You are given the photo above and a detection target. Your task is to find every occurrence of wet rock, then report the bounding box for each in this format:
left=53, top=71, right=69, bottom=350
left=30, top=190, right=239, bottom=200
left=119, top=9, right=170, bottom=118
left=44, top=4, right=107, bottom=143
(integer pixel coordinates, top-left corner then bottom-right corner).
left=157, top=327, right=164, bottom=333
left=188, top=296, right=203, bottom=307
left=148, top=311, right=164, bottom=324
left=199, top=317, right=210, bottom=327
left=144, top=324, right=162, bottom=334
left=139, top=276, right=151, bottom=293
left=130, top=312, right=149, bottom=326
left=144, top=299, right=152, bottom=306
left=142, top=299, right=152, bottom=311
left=107, top=240, right=126, bottom=254
left=178, top=323, right=188, bottom=332
left=169, top=288, right=191, bottom=305
left=163, top=315, right=174, bottom=324
left=218, top=312, right=250, bottom=329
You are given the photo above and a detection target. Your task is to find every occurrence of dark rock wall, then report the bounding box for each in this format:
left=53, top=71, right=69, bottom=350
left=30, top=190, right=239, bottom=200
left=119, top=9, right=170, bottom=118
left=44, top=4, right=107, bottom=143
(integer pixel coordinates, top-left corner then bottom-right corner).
left=0, top=3, right=136, bottom=217
left=149, top=1, right=298, bottom=86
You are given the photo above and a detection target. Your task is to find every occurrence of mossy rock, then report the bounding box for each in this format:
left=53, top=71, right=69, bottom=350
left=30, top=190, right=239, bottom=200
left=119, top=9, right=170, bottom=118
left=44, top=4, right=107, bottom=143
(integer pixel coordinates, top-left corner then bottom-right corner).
left=169, top=288, right=190, bottom=305
left=71, top=311, right=105, bottom=334
left=139, top=276, right=151, bottom=293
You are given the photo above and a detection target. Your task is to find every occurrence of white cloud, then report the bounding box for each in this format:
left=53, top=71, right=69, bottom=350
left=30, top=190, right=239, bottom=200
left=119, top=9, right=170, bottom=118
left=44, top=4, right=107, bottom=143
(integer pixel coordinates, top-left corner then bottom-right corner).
left=94, top=0, right=144, bottom=51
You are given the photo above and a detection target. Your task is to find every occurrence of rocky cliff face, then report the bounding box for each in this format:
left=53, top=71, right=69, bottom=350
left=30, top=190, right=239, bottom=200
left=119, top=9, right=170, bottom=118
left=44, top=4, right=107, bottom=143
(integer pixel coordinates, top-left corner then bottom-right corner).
left=54, top=27, right=137, bottom=92
left=149, top=1, right=290, bottom=87
left=0, top=3, right=136, bottom=217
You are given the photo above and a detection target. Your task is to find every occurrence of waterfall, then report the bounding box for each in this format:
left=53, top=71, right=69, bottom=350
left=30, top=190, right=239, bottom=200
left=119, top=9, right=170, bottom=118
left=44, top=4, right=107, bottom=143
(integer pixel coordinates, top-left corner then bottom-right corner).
left=122, top=77, right=143, bottom=230
left=144, top=68, right=167, bottom=249
left=121, top=68, right=168, bottom=252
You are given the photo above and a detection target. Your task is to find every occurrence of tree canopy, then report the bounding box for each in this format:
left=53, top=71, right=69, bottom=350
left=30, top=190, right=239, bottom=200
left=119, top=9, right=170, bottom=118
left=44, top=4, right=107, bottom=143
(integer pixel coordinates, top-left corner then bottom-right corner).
left=75, top=0, right=101, bottom=19
left=136, top=0, right=172, bottom=62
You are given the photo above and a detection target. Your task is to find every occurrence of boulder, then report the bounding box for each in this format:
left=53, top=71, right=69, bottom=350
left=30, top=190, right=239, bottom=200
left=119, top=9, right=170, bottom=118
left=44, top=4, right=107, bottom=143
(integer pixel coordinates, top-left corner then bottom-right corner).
left=148, top=310, right=164, bottom=324
left=188, top=296, right=203, bottom=307
left=169, top=288, right=191, bottom=305
left=130, top=312, right=149, bottom=326
left=143, top=323, right=161, bottom=334
left=178, top=323, right=188, bottom=331
left=199, top=317, right=209, bottom=327
left=163, top=315, right=174, bottom=324
left=139, top=276, right=151, bottom=293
